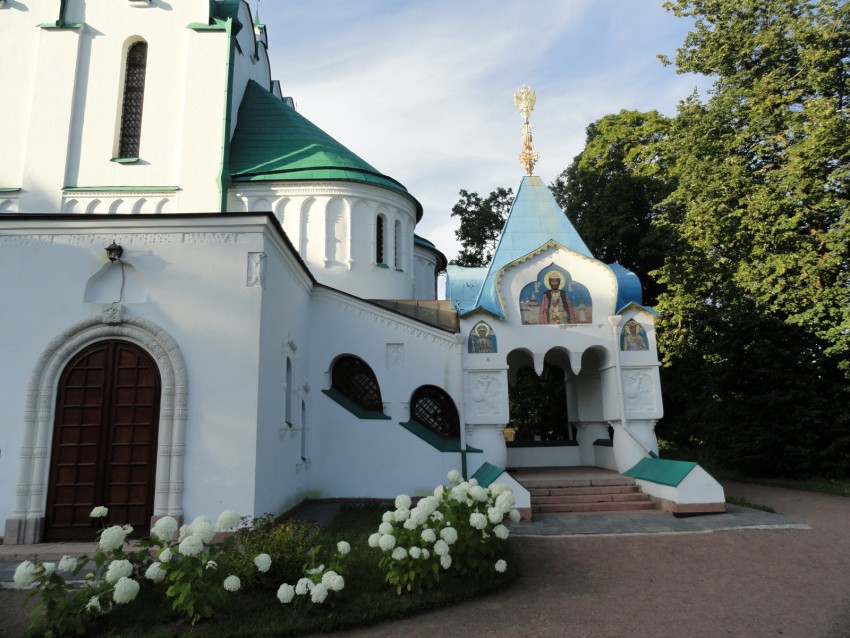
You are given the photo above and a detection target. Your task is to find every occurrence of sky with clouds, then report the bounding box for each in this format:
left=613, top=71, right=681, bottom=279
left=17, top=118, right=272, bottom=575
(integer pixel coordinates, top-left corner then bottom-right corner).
left=256, top=0, right=711, bottom=265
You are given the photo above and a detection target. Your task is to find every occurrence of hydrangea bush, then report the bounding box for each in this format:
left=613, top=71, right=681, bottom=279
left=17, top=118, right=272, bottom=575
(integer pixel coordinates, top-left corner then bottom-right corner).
left=15, top=506, right=350, bottom=633
left=370, top=470, right=518, bottom=594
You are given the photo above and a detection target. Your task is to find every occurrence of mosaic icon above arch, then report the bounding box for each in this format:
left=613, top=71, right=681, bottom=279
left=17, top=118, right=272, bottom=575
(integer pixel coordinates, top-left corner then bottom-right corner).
left=519, top=264, right=592, bottom=325
left=468, top=321, right=497, bottom=353
left=620, top=319, right=649, bottom=351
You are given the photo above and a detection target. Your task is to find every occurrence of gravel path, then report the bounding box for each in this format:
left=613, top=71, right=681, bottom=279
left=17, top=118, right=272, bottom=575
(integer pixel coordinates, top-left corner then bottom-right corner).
left=2, top=481, right=848, bottom=637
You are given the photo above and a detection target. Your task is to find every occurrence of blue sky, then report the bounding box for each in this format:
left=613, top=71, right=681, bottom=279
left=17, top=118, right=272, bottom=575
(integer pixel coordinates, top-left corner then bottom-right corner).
left=257, top=0, right=710, bottom=263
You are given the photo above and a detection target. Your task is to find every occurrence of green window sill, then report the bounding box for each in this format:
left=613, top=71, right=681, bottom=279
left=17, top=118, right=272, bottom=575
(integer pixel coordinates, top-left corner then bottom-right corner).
left=111, top=157, right=140, bottom=164
left=399, top=420, right=482, bottom=454
left=322, top=389, right=390, bottom=420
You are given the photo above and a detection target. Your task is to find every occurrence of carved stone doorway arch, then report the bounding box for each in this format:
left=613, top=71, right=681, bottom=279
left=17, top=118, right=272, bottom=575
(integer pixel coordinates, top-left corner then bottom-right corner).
left=4, top=306, right=188, bottom=544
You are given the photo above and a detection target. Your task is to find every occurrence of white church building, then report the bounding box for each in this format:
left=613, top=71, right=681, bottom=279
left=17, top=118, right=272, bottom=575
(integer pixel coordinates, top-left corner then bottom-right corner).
left=0, top=0, right=723, bottom=545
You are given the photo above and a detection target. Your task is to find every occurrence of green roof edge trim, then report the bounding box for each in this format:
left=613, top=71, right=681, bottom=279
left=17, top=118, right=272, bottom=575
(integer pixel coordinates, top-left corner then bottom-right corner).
left=0, top=188, right=21, bottom=193
left=322, top=389, right=390, bottom=420
left=39, top=23, right=84, bottom=29
left=188, top=21, right=228, bottom=31
left=623, top=457, right=698, bottom=488
left=399, top=421, right=483, bottom=454
left=506, top=440, right=578, bottom=448
left=470, top=462, right=504, bottom=488
left=63, top=186, right=180, bottom=192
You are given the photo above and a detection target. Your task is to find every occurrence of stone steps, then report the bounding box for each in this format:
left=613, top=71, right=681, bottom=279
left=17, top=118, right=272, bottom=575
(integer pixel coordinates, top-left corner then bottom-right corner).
left=521, top=474, right=658, bottom=514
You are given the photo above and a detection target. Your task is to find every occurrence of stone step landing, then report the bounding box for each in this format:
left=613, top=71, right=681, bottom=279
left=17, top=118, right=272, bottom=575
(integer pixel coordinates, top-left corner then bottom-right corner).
left=520, top=474, right=657, bottom=514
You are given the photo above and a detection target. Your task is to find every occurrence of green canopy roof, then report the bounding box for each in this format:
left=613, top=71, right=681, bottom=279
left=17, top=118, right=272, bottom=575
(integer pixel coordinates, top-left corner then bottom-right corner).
left=230, top=81, right=422, bottom=220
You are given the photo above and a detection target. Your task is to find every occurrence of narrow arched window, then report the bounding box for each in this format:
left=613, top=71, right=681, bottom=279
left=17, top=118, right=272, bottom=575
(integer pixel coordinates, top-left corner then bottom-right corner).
left=332, top=356, right=383, bottom=413
left=285, top=357, right=293, bottom=425
left=376, top=215, right=385, bottom=265
left=119, top=42, right=147, bottom=158
left=410, top=385, right=460, bottom=439
left=394, top=219, right=402, bottom=268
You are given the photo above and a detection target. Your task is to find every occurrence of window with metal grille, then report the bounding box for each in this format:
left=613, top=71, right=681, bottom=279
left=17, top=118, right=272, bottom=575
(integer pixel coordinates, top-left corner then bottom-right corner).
left=119, top=42, right=147, bottom=158
left=376, top=215, right=385, bottom=264
left=331, top=356, right=383, bottom=413
left=411, top=385, right=460, bottom=439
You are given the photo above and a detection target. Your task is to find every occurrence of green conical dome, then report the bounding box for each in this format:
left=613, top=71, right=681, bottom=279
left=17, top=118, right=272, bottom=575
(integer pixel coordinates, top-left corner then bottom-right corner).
left=230, top=81, right=422, bottom=220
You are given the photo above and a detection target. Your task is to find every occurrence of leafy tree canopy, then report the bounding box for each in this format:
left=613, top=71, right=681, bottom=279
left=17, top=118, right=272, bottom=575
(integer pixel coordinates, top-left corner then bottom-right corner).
left=449, top=187, right=513, bottom=267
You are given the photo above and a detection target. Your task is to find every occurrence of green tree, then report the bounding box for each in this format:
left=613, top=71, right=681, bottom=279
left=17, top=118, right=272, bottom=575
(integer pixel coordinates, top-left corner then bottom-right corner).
left=550, top=110, right=677, bottom=306
left=449, top=187, right=513, bottom=267
left=656, top=0, right=850, bottom=475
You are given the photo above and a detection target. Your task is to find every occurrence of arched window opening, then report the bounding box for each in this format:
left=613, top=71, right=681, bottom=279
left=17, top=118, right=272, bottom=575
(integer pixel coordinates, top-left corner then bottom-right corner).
left=410, top=385, right=460, bottom=439
left=300, top=400, right=307, bottom=460
left=331, top=356, right=383, bottom=413
left=394, top=220, right=402, bottom=268
left=119, top=41, right=148, bottom=158
left=376, top=215, right=386, bottom=265
left=285, top=357, right=293, bottom=425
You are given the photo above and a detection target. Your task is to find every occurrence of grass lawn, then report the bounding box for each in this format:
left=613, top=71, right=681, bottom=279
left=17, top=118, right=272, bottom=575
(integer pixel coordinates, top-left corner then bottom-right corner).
left=21, top=505, right=518, bottom=637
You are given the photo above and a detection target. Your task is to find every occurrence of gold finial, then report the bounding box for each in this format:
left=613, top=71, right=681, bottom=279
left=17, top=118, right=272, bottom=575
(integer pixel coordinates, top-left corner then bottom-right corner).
left=514, top=86, right=539, bottom=176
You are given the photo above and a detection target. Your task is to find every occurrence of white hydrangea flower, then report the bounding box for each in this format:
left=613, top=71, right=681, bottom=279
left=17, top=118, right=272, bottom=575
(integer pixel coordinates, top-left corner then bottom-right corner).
left=378, top=521, right=394, bottom=535
left=13, top=561, right=37, bottom=588
left=469, top=512, right=488, bottom=530
left=223, top=575, right=241, bottom=592
left=151, top=516, right=179, bottom=543
left=488, top=506, right=504, bottom=525
left=113, top=577, right=140, bottom=604
left=327, top=573, right=345, bottom=592
left=489, top=483, right=507, bottom=496
left=395, top=494, right=412, bottom=510
left=430, top=511, right=444, bottom=522
left=159, top=547, right=173, bottom=563
left=409, top=546, right=422, bottom=559
left=382, top=511, right=394, bottom=523
left=99, top=525, right=128, bottom=552
left=59, top=555, right=77, bottom=573
left=379, top=534, right=396, bottom=551
left=439, top=527, right=458, bottom=545
left=447, top=469, right=462, bottom=485
left=433, top=484, right=445, bottom=499
left=306, top=564, right=325, bottom=576
left=409, top=509, right=428, bottom=527
left=337, top=540, right=351, bottom=555
left=188, top=519, right=215, bottom=544
left=403, top=518, right=417, bottom=530
left=391, top=547, right=407, bottom=561
left=122, top=524, right=134, bottom=536
left=509, top=509, right=522, bottom=523
left=469, top=478, right=479, bottom=486
left=216, top=509, right=241, bottom=530
left=295, top=577, right=314, bottom=595
left=394, top=508, right=410, bottom=522
left=254, top=553, right=272, bottom=573
left=418, top=496, right=439, bottom=515
left=368, top=532, right=381, bottom=548
left=86, top=595, right=102, bottom=613
left=421, top=548, right=430, bottom=560
left=470, top=485, right=488, bottom=502
left=277, top=583, right=295, bottom=603
left=43, top=562, right=56, bottom=575
left=433, top=539, right=449, bottom=556
left=105, top=559, right=133, bottom=585
left=440, top=554, right=452, bottom=570
left=145, top=562, right=166, bottom=583
left=205, top=560, right=218, bottom=570
left=450, top=485, right=469, bottom=504
left=421, top=528, right=437, bottom=543
left=494, top=524, right=509, bottom=540
left=90, top=506, right=108, bottom=518
left=311, top=582, right=328, bottom=604
left=178, top=534, right=204, bottom=557
left=495, top=559, right=507, bottom=573
left=496, top=491, right=516, bottom=513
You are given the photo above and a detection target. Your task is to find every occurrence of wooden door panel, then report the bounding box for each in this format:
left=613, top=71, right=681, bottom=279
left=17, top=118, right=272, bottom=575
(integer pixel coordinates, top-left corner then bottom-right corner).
left=46, top=341, right=160, bottom=541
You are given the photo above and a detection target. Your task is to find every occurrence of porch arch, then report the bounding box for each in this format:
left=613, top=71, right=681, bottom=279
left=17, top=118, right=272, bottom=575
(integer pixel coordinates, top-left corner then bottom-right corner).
left=7, top=308, right=187, bottom=541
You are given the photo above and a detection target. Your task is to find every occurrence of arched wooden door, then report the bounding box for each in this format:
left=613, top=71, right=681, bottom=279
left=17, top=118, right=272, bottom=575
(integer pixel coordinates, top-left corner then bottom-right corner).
left=45, top=340, right=161, bottom=541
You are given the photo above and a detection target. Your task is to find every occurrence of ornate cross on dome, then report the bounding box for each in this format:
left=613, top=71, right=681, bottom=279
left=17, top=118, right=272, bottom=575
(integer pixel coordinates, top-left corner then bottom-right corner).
left=514, top=86, right=539, bottom=176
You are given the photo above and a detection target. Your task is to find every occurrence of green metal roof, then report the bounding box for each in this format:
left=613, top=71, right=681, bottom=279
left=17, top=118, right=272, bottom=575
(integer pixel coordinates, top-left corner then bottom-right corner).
left=623, top=458, right=698, bottom=488
left=230, top=80, right=422, bottom=221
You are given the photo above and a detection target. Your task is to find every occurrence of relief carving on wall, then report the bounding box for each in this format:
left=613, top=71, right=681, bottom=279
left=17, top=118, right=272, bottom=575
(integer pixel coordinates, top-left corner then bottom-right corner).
left=469, top=373, right=503, bottom=416
left=623, top=371, right=655, bottom=412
